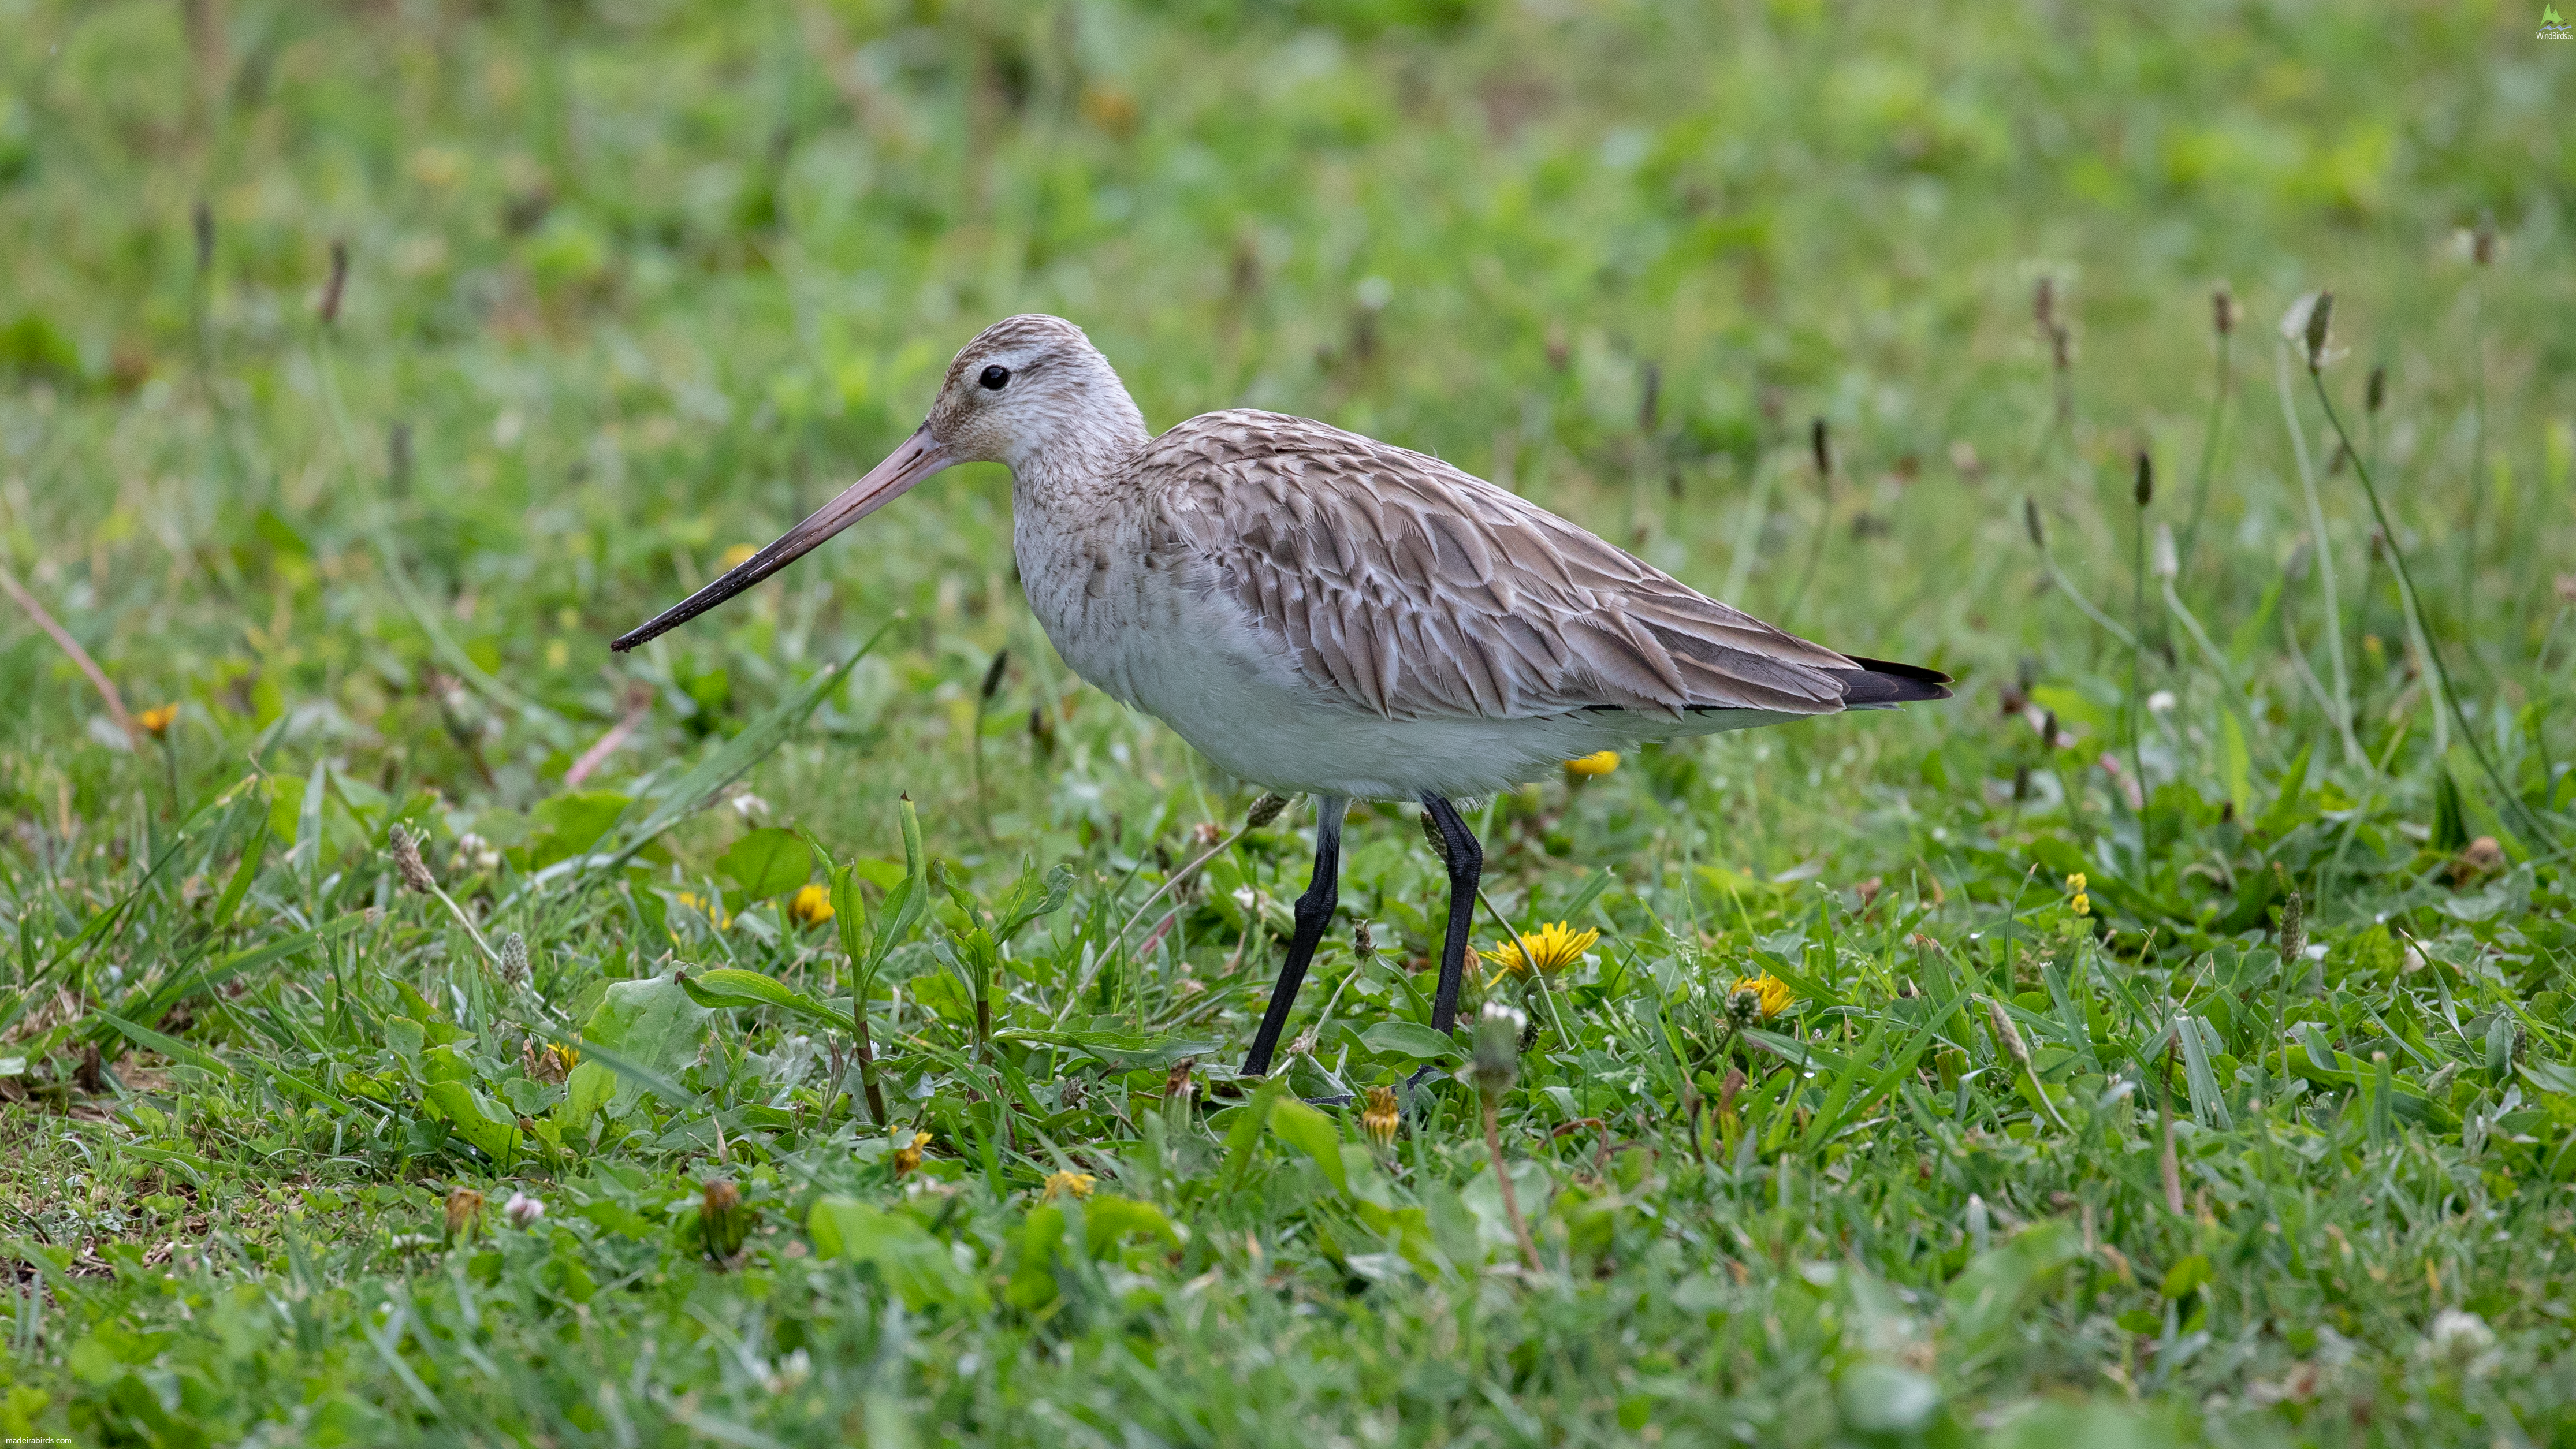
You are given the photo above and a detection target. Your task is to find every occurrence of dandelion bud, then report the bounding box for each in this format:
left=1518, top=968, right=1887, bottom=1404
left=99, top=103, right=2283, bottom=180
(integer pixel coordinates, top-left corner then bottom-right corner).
left=1471, top=1001, right=1524, bottom=1102
left=699, top=1178, right=749, bottom=1262
left=1245, top=792, right=1291, bottom=830
left=2023, top=497, right=2046, bottom=549
left=1810, top=418, right=1832, bottom=478
left=1360, top=1085, right=1401, bottom=1149
left=1726, top=985, right=1760, bottom=1027
left=498, top=932, right=529, bottom=986
left=389, top=826, right=437, bottom=894
left=443, top=1186, right=485, bottom=1243
left=2133, top=450, right=2153, bottom=508
left=503, top=1191, right=545, bottom=1228
left=2279, top=888, right=2305, bottom=967
left=978, top=648, right=1010, bottom=703
left=1353, top=919, right=1376, bottom=963
left=2366, top=364, right=2387, bottom=416
left=2472, top=214, right=2497, bottom=267
left=2212, top=282, right=2238, bottom=337
left=2152, top=522, right=2178, bottom=581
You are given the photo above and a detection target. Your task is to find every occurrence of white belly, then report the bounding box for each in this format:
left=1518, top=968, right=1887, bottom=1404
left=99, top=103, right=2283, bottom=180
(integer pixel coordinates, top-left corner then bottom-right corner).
left=1017, top=521, right=1784, bottom=800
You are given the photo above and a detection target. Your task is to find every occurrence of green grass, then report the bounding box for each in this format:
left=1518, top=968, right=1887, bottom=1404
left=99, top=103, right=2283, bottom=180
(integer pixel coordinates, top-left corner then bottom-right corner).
left=3, top=0, right=2574, bottom=1443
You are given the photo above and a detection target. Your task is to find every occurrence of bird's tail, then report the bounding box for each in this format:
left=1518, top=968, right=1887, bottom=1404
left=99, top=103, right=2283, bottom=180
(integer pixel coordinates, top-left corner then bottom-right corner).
left=1830, top=656, right=1953, bottom=708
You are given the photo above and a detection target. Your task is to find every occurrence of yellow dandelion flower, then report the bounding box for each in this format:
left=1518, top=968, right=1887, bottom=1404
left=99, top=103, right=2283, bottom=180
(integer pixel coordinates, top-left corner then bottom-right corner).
left=788, top=883, right=834, bottom=927
left=1480, top=920, right=1602, bottom=981
left=891, top=1129, right=930, bottom=1176
left=1564, top=750, right=1620, bottom=778
left=1360, top=1085, right=1400, bottom=1149
left=1728, top=973, right=1794, bottom=1020
left=719, top=543, right=761, bottom=571
left=673, top=891, right=731, bottom=930
left=1041, top=1170, right=1095, bottom=1201
left=136, top=704, right=178, bottom=739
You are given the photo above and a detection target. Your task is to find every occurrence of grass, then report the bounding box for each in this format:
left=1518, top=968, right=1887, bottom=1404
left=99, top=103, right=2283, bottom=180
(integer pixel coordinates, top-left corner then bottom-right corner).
left=2, top=0, right=2574, bottom=1443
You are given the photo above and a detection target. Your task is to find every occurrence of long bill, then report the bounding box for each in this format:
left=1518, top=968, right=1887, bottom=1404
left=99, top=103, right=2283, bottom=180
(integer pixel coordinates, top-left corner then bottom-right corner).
left=611, top=426, right=951, bottom=652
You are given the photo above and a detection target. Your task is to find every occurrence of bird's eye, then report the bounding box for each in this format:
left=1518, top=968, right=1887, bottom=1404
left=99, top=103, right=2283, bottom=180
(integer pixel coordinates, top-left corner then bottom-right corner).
left=979, top=364, right=1011, bottom=391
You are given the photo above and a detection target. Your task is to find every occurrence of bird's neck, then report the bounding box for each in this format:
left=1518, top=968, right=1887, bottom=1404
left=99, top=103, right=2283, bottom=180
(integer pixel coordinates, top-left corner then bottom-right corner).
left=1008, top=379, right=1151, bottom=498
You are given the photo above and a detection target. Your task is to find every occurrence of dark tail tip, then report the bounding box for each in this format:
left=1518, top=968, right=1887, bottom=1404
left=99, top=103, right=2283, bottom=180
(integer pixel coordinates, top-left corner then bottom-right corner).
left=1834, top=655, right=1953, bottom=706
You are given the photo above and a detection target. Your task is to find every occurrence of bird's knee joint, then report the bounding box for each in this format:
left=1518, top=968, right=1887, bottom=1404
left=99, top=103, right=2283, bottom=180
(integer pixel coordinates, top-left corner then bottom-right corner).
left=1294, top=884, right=1337, bottom=926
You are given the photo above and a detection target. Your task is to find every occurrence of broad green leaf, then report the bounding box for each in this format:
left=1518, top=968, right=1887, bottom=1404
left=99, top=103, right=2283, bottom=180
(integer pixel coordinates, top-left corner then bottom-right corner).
left=2160, top=1253, right=2213, bottom=1300
left=1361, top=1022, right=1457, bottom=1061
left=1007, top=1203, right=1068, bottom=1310
left=422, top=1042, right=471, bottom=1085
left=1268, top=1098, right=1347, bottom=1193
left=559, top=1059, right=616, bottom=1131
left=717, top=828, right=811, bottom=900
left=570, top=975, right=711, bottom=1119
left=1839, top=1363, right=1940, bottom=1436
left=422, top=1079, right=523, bottom=1162
left=1082, top=1195, right=1180, bottom=1256
left=1945, top=1220, right=2076, bottom=1361
left=807, top=1195, right=988, bottom=1312
left=675, top=966, right=845, bottom=1034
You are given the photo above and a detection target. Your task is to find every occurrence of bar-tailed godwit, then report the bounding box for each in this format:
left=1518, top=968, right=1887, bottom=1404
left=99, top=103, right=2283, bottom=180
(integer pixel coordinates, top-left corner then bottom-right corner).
left=615, top=315, right=1950, bottom=1082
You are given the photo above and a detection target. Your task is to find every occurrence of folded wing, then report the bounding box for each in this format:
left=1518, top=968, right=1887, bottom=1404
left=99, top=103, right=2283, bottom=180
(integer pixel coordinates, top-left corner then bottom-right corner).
left=1148, top=411, right=1910, bottom=722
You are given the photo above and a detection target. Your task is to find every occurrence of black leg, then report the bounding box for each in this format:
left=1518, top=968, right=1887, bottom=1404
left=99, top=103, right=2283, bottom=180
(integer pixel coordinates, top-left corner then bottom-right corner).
left=1239, top=795, right=1348, bottom=1079
left=1419, top=794, right=1483, bottom=1036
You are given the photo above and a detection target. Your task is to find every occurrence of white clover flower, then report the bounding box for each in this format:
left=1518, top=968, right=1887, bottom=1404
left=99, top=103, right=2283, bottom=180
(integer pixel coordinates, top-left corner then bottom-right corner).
left=503, top=1191, right=546, bottom=1228
left=2420, top=1309, right=2499, bottom=1378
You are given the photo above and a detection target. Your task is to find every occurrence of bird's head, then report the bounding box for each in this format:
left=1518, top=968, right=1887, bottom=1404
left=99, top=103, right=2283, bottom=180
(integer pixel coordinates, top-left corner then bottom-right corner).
left=612, top=314, right=1141, bottom=653
left=925, top=314, right=1142, bottom=472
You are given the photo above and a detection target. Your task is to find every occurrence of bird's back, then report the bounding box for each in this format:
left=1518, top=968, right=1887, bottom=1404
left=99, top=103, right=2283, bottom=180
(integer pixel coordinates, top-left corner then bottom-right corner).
left=1138, top=409, right=1926, bottom=724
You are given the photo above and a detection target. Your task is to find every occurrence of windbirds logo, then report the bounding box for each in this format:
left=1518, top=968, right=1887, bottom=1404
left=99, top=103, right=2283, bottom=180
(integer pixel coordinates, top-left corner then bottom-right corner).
left=2544, top=4, right=2574, bottom=37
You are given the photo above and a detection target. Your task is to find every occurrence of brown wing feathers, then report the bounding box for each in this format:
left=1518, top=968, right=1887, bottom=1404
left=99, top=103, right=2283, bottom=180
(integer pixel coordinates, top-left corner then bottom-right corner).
left=1153, top=412, right=1945, bottom=721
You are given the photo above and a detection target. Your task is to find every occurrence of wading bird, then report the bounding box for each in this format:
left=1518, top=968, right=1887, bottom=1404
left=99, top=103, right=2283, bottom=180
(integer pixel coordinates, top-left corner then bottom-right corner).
left=614, top=315, right=1948, bottom=1085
